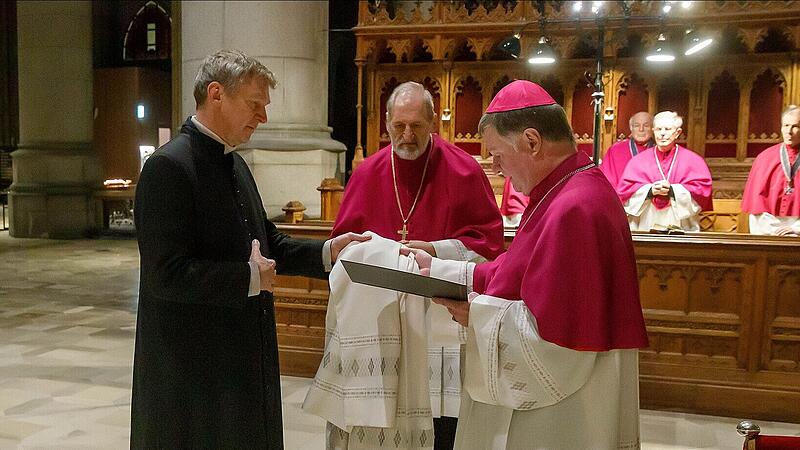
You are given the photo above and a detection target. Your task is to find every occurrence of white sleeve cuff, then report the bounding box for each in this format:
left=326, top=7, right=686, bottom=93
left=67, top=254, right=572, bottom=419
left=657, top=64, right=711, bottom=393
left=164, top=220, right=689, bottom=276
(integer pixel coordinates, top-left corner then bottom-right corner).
left=623, top=184, right=652, bottom=217
left=431, top=239, right=486, bottom=263
left=248, top=261, right=261, bottom=297
left=670, top=184, right=702, bottom=220
left=749, top=212, right=800, bottom=235
left=466, top=262, right=476, bottom=293
left=322, top=239, right=333, bottom=272
left=430, top=257, right=470, bottom=286
left=427, top=257, right=469, bottom=347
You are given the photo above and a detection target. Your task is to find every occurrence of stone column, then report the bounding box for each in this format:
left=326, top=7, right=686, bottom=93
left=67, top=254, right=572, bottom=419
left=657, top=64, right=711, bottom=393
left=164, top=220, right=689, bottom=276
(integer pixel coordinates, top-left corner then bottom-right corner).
left=9, top=1, right=101, bottom=238
left=182, top=1, right=345, bottom=218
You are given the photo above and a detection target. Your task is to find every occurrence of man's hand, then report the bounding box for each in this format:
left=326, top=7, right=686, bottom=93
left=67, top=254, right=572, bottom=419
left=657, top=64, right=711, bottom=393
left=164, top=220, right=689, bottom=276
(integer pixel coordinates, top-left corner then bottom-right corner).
left=402, top=240, right=437, bottom=257
left=432, top=291, right=477, bottom=327
left=774, top=226, right=799, bottom=237
left=250, top=240, right=276, bottom=292
left=652, top=181, right=670, bottom=197
left=330, top=232, right=372, bottom=264
left=399, top=246, right=432, bottom=276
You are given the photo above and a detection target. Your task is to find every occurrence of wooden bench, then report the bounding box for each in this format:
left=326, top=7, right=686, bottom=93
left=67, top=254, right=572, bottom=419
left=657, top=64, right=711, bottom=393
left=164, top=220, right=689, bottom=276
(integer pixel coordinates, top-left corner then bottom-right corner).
left=699, top=198, right=749, bottom=233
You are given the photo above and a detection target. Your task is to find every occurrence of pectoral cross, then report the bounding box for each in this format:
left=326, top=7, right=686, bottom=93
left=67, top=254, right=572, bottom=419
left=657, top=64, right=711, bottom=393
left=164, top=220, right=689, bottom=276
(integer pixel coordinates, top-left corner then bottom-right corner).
left=397, top=223, right=408, bottom=240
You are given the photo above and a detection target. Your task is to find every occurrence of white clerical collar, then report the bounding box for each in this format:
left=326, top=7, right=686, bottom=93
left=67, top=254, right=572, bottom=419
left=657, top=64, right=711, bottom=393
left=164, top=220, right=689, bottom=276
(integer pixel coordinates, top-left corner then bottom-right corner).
left=191, top=115, right=236, bottom=154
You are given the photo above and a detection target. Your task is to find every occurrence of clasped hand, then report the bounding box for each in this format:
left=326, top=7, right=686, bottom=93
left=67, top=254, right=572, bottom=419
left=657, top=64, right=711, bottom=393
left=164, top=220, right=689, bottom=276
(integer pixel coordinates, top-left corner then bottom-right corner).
left=249, top=240, right=276, bottom=292
left=651, top=180, right=671, bottom=197
left=399, top=246, right=473, bottom=327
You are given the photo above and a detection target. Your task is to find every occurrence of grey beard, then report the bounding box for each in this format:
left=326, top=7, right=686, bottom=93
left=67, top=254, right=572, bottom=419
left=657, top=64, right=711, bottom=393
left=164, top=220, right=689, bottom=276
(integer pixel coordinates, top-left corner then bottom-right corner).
left=392, top=135, right=431, bottom=160
left=393, top=146, right=424, bottom=160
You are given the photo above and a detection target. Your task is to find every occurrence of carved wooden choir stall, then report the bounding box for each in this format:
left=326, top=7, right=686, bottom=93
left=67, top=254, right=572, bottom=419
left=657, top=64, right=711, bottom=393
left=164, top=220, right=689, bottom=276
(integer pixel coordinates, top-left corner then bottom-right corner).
left=273, top=1, right=800, bottom=424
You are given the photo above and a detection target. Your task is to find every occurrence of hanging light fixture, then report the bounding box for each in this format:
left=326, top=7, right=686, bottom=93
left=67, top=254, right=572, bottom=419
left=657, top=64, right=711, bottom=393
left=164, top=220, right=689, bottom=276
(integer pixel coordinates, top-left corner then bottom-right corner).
left=646, top=33, right=676, bottom=62
left=528, top=36, right=557, bottom=64
left=499, top=17, right=551, bottom=62
left=684, top=29, right=713, bottom=56
left=498, top=32, right=522, bottom=59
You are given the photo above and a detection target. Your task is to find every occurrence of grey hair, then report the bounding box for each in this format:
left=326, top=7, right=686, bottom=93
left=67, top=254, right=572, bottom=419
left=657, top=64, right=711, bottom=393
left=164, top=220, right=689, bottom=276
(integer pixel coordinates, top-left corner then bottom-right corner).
left=653, top=111, right=683, bottom=129
left=386, top=81, right=435, bottom=120
left=478, top=104, right=575, bottom=144
left=782, top=104, right=800, bottom=118
left=193, top=50, right=277, bottom=107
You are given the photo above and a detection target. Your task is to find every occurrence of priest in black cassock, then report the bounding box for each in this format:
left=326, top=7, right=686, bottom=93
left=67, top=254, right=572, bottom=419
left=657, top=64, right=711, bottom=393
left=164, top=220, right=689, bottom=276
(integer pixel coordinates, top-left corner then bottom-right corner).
left=130, top=50, right=368, bottom=449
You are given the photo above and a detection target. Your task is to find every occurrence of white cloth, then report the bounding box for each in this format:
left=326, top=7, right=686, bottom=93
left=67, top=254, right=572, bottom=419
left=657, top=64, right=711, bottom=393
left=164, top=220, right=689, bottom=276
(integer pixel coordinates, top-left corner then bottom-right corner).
left=502, top=214, right=522, bottom=228
left=303, top=233, right=434, bottom=449
left=748, top=213, right=800, bottom=235
left=318, top=236, right=473, bottom=422
left=430, top=262, right=642, bottom=450
left=624, top=183, right=701, bottom=231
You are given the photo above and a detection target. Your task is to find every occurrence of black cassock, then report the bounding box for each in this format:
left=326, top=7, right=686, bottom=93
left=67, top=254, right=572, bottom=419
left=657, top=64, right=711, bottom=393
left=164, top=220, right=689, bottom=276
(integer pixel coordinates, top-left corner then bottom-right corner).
left=130, top=118, right=327, bottom=449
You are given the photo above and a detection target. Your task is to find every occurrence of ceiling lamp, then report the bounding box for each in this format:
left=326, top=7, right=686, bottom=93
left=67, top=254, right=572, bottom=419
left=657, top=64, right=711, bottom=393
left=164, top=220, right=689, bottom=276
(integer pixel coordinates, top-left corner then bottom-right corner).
left=528, top=36, right=557, bottom=64
left=499, top=32, right=522, bottom=59
left=646, top=33, right=676, bottom=62
left=684, top=29, right=713, bottom=56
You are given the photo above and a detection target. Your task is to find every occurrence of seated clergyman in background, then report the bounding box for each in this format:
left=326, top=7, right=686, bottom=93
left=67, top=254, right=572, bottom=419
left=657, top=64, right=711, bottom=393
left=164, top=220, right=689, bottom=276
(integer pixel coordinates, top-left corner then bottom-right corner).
left=499, top=176, right=528, bottom=227
left=330, top=81, right=504, bottom=449
left=617, top=111, right=713, bottom=231
left=405, top=80, right=649, bottom=449
left=741, top=105, right=800, bottom=236
left=600, top=111, right=654, bottom=189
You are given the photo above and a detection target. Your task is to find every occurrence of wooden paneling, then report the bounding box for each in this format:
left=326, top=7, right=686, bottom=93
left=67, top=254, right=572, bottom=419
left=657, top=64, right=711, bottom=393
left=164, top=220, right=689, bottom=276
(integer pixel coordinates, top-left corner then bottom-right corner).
left=634, top=234, right=800, bottom=423
left=355, top=1, right=800, bottom=198
left=275, top=223, right=800, bottom=423
left=273, top=225, right=331, bottom=376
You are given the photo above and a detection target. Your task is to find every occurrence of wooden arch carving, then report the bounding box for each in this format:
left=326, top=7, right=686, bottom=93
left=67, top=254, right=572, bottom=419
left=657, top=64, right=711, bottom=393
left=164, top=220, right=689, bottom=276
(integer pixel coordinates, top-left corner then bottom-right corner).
left=747, top=68, right=787, bottom=157
left=453, top=75, right=483, bottom=142
left=705, top=70, right=741, bottom=157
left=655, top=75, right=690, bottom=144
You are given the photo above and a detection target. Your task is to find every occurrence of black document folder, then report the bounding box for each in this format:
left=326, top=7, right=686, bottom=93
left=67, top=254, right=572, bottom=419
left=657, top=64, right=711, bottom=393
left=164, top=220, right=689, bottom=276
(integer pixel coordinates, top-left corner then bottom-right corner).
left=341, top=259, right=467, bottom=301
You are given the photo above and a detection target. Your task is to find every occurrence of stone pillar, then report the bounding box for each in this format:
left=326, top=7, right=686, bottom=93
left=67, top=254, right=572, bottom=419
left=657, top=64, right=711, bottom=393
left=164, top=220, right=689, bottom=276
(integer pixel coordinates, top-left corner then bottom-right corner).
left=181, top=1, right=345, bottom=218
left=9, top=1, right=101, bottom=238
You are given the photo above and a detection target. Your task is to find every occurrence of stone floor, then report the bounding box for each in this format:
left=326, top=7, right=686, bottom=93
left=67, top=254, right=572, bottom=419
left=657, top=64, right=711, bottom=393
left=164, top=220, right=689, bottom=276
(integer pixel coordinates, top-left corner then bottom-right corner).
left=1, top=231, right=799, bottom=449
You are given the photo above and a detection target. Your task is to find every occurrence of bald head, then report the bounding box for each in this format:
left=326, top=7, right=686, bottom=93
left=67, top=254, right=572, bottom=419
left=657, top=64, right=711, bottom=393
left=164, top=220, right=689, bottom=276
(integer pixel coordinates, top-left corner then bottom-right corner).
left=628, top=111, right=653, bottom=145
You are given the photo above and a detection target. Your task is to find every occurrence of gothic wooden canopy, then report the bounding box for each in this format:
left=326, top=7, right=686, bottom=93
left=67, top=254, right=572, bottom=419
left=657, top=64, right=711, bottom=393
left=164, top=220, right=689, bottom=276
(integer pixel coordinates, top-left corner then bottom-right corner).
left=352, top=0, right=800, bottom=198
